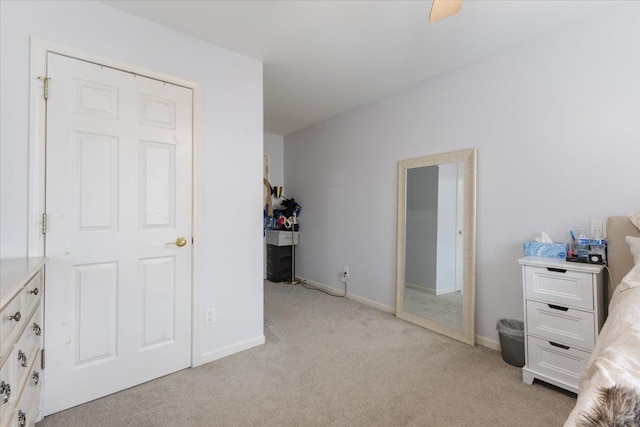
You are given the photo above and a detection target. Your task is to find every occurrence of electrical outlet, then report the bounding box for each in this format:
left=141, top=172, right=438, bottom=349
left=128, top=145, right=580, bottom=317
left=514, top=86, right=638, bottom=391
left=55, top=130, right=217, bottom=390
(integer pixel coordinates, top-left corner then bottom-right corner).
left=206, top=308, right=215, bottom=325
left=591, top=219, right=606, bottom=238
left=340, top=266, right=349, bottom=283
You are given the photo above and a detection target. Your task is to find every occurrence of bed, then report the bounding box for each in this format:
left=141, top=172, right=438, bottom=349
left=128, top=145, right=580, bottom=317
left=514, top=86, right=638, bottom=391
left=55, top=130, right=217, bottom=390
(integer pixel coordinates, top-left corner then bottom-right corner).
left=564, top=214, right=640, bottom=426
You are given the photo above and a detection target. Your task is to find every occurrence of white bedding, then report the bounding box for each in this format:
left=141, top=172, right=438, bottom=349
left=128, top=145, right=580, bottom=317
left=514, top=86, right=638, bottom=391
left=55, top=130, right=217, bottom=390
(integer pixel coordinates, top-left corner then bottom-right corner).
left=564, top=263, right=640, bottom=426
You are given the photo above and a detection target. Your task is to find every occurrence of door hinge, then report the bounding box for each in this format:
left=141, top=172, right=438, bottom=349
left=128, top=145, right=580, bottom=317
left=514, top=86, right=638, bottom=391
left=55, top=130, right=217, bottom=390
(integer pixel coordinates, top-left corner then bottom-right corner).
left=38, top=76, right=50, bottom=99
left=42, top=213, right=48, bottom=235
left=41, top=349, right=45, bottom=370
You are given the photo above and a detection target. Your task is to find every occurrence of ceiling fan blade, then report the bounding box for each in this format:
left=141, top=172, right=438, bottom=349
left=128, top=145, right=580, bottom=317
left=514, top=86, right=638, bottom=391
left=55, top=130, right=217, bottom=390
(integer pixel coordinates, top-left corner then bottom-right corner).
left=429, top=0, right=463, bottom=22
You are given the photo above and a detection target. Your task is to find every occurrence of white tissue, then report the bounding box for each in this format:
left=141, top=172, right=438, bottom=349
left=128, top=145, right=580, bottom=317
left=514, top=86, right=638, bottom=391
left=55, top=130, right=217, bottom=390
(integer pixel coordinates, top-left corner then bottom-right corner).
left=535, top=232, right=553, bottom=243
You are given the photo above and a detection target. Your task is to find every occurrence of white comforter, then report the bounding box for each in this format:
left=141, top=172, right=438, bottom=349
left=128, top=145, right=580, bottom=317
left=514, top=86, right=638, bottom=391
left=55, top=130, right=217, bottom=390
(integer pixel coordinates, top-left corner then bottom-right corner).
left=564, top=263, right=640, bottom=426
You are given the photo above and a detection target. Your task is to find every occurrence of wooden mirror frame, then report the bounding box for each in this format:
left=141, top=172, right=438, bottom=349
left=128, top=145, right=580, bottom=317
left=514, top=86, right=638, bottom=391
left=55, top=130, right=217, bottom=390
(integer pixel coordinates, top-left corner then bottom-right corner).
left=395, top=148, right=477, bottom=346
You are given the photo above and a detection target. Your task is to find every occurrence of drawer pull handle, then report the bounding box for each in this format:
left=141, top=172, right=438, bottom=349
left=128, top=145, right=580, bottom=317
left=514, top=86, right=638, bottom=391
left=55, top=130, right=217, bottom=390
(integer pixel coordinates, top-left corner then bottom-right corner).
left=546, top=267, right=567, bottom=273
left=549, top=341, right=570, bottom=350
left=31, top=371, right=40, bottom=386
left=0, top=381, right=10, bottom=404
left=17, top=350, right=28, bottom=367
left=18, top=410, right=26, bottom=427
left=28, top=287, right=39, bottom=295
left=9, top=311, right=21, bottom=322
left=547, top=304, right=569, bottom=312
left=32, top=323, right=42, bottom=336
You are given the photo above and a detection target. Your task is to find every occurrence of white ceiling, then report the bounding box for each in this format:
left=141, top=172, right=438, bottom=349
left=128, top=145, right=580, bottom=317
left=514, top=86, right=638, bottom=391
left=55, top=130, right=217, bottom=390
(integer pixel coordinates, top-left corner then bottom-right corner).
left=103, top=1, right=615, bottom=136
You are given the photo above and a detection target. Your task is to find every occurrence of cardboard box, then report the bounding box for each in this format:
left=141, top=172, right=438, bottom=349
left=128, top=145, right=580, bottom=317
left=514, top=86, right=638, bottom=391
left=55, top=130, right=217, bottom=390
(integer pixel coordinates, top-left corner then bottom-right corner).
left=523, top=242, right=566, bottom=258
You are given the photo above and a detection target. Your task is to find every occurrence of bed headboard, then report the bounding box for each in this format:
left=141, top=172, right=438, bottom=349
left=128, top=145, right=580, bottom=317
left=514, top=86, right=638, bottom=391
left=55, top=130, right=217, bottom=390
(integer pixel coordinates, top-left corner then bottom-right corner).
left=607, top=216, right=640, bottom=299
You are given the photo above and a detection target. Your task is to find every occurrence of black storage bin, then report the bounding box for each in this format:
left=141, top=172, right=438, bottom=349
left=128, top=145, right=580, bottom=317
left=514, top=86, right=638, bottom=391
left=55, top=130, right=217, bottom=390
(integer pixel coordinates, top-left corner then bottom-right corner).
left=266, top=244, right=293, bottom=282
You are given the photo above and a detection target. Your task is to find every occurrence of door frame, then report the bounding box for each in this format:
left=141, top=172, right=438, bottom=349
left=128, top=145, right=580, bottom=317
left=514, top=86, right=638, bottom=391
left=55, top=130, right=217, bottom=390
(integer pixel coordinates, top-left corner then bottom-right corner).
left=27, top=37, right=203, bottom=369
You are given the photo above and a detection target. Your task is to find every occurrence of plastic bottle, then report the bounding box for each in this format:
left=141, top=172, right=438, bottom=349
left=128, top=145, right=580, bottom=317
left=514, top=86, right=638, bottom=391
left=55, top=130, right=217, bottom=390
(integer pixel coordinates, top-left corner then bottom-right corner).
left=576, top=228, right=589, bottom=260
left=589, top=231, right=607, bottom=263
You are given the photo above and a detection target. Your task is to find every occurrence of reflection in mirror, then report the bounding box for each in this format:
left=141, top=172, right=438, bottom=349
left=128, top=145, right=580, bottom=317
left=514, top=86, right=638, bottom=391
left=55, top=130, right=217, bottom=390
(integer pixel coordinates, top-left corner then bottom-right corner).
left=396, top=148, right=476, bottom=346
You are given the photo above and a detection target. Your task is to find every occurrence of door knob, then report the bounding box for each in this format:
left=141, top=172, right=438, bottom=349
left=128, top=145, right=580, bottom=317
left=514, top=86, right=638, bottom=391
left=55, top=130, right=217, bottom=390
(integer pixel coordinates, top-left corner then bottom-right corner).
left=168, top=237, right=187, bottom=247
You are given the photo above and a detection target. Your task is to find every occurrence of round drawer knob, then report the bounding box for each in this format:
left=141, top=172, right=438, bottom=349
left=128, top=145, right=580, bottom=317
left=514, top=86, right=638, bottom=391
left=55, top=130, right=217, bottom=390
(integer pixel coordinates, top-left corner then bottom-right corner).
left=17, top=350, right=28, bottom=368
left=31, top=371, right=40, bottom=386
left=0, top=381, right=11, bottom=404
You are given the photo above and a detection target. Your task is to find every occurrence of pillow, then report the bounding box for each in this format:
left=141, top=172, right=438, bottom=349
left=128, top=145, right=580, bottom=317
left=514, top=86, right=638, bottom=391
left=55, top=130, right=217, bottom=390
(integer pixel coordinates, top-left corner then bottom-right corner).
left=628, top=211, right=640, bottom=231
left=618, top=261, right=640, bottom=292
left=627, top=235, right=640, bottom=265
left=577, top=385, right=640, bottom=427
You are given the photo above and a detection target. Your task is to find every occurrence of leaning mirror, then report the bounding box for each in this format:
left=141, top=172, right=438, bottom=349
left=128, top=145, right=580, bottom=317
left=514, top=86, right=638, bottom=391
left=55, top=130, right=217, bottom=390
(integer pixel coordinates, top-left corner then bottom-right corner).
left=395, top=148, right=476, bottom=346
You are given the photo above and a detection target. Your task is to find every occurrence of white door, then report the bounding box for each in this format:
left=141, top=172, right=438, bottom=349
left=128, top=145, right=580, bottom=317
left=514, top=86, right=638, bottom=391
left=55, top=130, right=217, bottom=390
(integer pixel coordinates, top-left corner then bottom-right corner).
left=44, top=53, right=193, bottom=415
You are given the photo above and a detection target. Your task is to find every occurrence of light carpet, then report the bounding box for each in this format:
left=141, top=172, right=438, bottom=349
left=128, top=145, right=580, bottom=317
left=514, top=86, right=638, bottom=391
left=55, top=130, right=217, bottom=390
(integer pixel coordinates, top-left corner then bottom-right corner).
left=38, top=280, right=576, bottom=426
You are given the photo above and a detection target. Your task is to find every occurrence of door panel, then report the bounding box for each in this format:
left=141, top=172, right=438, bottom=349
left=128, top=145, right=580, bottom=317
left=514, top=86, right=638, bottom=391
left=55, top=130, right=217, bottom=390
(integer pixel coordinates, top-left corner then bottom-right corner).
left=140, top=141, right=175, bottom=228
left=73, top=262, right=118, bottom=365
left=140, top=256, right=176, bottom=348
left=44, top=53, right=193, bottom=415
left=74, top=132, right=118, bottom=231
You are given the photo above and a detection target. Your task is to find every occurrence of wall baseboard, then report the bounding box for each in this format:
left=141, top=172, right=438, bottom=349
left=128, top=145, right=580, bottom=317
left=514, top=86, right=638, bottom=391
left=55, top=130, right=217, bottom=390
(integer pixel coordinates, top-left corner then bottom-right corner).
left=405, top=282, right=436, bottom=294
left=299, top=277, right=396, bottom=314
left=299, top=277, right=499, bottom=352
left=200, top=335, right=265, bottom=366
left=475, top=335, right=500, bottom=351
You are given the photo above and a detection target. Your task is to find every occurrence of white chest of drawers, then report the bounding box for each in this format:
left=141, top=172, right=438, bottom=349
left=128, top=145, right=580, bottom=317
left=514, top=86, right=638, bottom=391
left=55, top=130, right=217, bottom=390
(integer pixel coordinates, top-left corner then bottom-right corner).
left=0, top=258, right=46, bottom=427
left=518, top=256, right=605, bottom=393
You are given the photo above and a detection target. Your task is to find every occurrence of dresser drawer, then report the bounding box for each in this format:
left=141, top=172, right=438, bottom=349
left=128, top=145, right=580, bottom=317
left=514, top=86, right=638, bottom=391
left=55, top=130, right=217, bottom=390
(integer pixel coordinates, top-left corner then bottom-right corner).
left=21, top=271, right=42, bottom=320
left=527, top=335, right=590, bottom=389
left=526, top=300, right=595, bottom=350
left=0, top=355, right=13, bottom=424
left=1, top=295, right=23, bottom=359
left=11, top=403, right=38, bottom=427
left=524, top=265, right=594, bottom=310
left=0, top=258, right=45, bottom=426
left=13, top=351, right=41, bottom=427
left=11, top=309, right=42, bottom=393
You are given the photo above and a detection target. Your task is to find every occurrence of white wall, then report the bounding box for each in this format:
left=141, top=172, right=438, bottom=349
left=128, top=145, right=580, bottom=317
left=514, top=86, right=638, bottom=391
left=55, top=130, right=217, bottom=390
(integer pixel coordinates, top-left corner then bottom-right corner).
left=0, top=1, right=264, bottom=361
left=284, top=4, right=640, bottom=344
left=264, top=133, right=285, bottom=189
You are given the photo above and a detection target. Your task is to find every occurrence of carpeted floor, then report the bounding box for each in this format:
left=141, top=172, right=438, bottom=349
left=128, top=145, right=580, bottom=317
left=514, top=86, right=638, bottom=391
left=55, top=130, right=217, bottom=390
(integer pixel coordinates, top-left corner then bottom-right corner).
left=38, top=280, right=577, bottom=426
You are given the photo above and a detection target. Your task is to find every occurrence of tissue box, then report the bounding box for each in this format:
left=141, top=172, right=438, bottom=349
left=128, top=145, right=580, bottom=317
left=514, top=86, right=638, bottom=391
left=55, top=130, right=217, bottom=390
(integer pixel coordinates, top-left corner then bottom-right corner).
left=523, top=242, right=567, bottom=258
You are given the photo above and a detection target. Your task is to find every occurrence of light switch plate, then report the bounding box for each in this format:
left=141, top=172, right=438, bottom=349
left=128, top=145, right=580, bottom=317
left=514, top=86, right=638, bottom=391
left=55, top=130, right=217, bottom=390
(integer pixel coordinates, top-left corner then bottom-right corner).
left=591, top=219, right=606, bottom=238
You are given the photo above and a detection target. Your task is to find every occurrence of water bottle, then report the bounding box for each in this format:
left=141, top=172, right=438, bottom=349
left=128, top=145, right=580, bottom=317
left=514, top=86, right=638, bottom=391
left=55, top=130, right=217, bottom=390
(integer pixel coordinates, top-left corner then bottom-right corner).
left=576, top=228, right=589, bottom=260
left=589, top=231, right=607, bottom=263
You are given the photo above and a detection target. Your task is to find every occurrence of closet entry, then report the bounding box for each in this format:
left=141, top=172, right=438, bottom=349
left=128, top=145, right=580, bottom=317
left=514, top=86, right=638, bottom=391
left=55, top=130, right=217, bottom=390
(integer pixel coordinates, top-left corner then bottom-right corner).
left=44, top=53, right=193, bottom=415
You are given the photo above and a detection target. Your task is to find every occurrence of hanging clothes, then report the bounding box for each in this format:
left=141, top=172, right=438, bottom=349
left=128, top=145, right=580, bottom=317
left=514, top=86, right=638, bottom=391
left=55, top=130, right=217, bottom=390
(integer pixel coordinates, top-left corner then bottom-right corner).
left=263, top=178, right=273, bottom=217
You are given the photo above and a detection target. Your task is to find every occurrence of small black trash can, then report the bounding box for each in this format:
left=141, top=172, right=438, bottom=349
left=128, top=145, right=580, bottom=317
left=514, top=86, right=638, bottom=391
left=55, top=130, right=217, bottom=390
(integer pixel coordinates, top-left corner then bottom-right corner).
left=496, top=319, right=525, bottom=367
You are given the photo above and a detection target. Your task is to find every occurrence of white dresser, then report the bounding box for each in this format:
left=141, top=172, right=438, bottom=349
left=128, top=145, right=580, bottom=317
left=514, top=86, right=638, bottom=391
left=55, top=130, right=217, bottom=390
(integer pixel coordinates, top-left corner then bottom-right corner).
left=0, top=258, right=46, bottom=427
left=518, top=256, right=605, bottom=393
